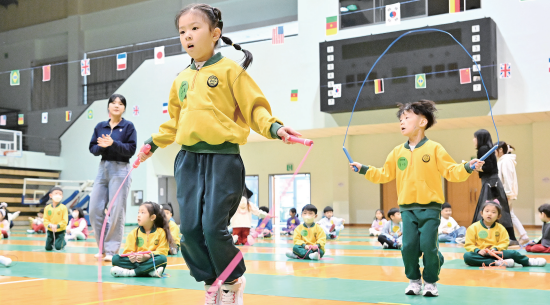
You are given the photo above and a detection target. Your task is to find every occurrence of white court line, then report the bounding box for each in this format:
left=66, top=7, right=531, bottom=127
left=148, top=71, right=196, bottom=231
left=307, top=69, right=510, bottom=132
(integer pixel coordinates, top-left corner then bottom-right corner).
left=169, top=264, right=186, bottom=266
left=0, top=278, right=47, bottom=285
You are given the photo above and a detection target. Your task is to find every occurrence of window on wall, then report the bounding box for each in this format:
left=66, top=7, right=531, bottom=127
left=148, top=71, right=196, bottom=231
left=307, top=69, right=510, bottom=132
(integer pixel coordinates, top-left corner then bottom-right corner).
left=339, top=0, right=481, bottom=29
left=245, top=175, right=260, bottom=223
left=269, top=174, right=311, bottom=225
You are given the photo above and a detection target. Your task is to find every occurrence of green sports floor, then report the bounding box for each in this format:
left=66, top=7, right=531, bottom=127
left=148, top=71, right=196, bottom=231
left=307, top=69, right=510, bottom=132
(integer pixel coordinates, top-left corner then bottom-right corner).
left=1, top=227, right=549, bottom=305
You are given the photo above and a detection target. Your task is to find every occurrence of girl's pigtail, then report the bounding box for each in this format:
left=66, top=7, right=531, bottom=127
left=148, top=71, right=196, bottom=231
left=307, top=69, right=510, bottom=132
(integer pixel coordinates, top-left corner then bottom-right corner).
left=220, top=36, right=253, bottom=70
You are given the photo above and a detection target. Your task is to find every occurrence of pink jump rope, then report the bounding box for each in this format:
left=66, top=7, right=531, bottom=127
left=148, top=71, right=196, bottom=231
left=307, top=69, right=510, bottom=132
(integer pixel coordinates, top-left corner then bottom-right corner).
left=207, top=135, right=314, bottom=295
left=97, top=144, right=151, bottom=283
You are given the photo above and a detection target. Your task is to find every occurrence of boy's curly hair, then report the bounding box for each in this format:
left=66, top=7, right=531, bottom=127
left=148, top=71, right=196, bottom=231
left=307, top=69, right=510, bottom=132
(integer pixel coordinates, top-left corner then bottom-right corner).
left=396, top=100, right=438, bottom=130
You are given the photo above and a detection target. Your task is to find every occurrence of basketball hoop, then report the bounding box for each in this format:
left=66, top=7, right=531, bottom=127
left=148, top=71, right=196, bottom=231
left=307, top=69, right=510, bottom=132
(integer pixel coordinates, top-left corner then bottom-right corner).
left=3, top=150, right=19, bottom=156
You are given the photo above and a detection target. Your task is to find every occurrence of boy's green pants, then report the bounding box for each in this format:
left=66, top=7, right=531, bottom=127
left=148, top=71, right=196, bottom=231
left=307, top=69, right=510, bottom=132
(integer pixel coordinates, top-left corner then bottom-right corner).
left=45, top=230, right=66, bottom=251
left=112, top=254, right=168, bottom=276
left=401, top=209, right=444, bottom=283
left=293, top=244, right=325, bottom=259
left=464, top=250, right=530, bottom=266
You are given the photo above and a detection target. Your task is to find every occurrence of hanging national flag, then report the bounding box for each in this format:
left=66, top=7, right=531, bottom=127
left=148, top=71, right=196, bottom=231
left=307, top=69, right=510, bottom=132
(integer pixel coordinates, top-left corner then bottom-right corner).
left=154, top=46, right=165, bottom=65
left=272, top=26, right=284, bottom=44
left=42, top=65, right=51, bottom=82
left=374, top=79, right=384, bottom=94
left=10, top=70, right=20, bottom=86
left=65, top=111, right=72, bottom=122
left=460, top=68, right=471, bottom=84
left=87, top=109, right=93, bottom=120
left=500, top=63, right=511, bottom=78
left=162, top=103, right=168, bottom=114
left=117, top=53, right=127, bottom=71
left=18, top=114, right=24, bottom=125
left=449, top=0, right=462, bottom=13
left=81, top=59, right=90, bottom=76
left=548, top=58, right=550, bottom=73
left=133, top=106, right=140, bottom=116
left=290, top=90, right=298, bottom=102
left=386, top=3, right=401, bottom=25
left=42, top=112, right=48, bottom=124
left=326, top=16, right=337, bottom=36
left=333, top=84, right=342, bottom=98
left=415, top=74, right=426, bottom=89
left=0, top=115, right=6, bottom=126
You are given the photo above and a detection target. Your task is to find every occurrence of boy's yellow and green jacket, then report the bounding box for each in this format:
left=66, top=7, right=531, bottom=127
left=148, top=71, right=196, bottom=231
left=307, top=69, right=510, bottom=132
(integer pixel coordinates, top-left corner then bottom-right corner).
left=293, top=223, right=327, bottom=252
left=169, top=220, right=181, bottom=246
left=358, top=137, right=473, bottom=210
left=464, top=220, right=510, bottom=253
left=123, top=226, right=169, bottom=256
left=146, top=52, right=283, bottom=154
left=43, top=203, right=68, bottom=232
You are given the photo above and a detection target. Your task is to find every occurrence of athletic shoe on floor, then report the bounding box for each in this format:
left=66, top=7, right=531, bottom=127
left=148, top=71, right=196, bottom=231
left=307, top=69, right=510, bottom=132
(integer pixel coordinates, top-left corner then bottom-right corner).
left=405, top=279, right=422, bottom=295
left=382, top=243, right=389, bottom=249
left=110, top=266, right=136, bottom=277
left=0, top=256, right=12, bottom=267
left=509, top=240, right=520, bottom=246
left=220, top=276, right=246, bottom=305
left=286, top=252, right=299, bottom=259
left=103, top=254, right=113, bottom=262
left=528, top=258, right=547, bottom=267
left=204, top=284, right=221, bottom=305
left=423, top=282, right=438, bottom=297
left=496, top=259, right=515, bottom=267
left=519, top=236, right=531, bottom=246
left=27, top=229, right=35, bottom=234
left=94, top=253, right=104, bottom=259
left=149, top=267, right=164, bottom=277
left=455, top=237, right=466, bottom=244
left=309, top=252, right=320, bottom=260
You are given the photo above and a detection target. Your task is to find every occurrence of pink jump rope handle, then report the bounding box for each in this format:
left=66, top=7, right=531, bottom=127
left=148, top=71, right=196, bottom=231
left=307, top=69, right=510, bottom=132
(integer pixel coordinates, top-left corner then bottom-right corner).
left=120, top=251, right=152, bottom=257
left=287, top=135, right=313, bottom=146
left=310, top=245, right=319, bottom=251
left=133, top=144, right=151, bottom=168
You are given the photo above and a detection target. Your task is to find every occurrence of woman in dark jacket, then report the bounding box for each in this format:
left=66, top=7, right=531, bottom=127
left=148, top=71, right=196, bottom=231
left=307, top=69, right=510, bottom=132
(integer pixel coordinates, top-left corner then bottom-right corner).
left=471, top=129, right=517, bottom=244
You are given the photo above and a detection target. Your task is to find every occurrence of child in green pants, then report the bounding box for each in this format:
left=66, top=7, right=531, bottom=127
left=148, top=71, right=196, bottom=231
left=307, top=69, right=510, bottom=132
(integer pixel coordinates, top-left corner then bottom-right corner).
left=350, top=100, right=484, bottom=297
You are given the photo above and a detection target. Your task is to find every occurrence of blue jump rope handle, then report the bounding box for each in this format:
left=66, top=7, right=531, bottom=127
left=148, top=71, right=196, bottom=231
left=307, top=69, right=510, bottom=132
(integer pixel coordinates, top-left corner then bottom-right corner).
left=343, top=147, right=358, bottom=172
left=471, top=145, right=498, bottom=169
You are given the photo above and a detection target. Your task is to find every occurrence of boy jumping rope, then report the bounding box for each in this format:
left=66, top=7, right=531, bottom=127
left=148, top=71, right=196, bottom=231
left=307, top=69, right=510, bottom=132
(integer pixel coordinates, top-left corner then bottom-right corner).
left=349, top=100, right=484, bottom=297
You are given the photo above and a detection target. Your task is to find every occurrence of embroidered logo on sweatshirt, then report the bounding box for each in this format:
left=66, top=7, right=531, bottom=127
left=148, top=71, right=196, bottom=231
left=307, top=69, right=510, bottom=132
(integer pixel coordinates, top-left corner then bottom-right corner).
left=179, top=81, right=189, bottom=101
left=422, top=154, right=431, bottom=163
left=397, top=157, right=408, bottom=171
left=207, top=75, right=219, bottom=88
left=154, top=239, right=159, bottom=245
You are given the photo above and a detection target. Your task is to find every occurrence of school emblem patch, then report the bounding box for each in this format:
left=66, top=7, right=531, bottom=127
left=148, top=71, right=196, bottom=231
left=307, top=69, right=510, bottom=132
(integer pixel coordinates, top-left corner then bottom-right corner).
left=495, top=231, right=500, bottom=237
left=178, top=81, right=189, bottom=101
left=154, top=239, right=159, bottom=245
left=478, top=230, right=488, bottom=239
left=397, top=157, right=408, bottom=171
left=207, top=75, right=219, bottom=87
left=422, top=154, right=431, bottom=163
left=301, top=229, right=308, bottom=237
left=137, top=237, right=145, bottom=247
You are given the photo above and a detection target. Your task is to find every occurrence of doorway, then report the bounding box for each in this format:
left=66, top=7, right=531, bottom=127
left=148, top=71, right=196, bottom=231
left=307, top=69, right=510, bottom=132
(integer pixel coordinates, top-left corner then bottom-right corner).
left=269, top=173, right=311, bottom=226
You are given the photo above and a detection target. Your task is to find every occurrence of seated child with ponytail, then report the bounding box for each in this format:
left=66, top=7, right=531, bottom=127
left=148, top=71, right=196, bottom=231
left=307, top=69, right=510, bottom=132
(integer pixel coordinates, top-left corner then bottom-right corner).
left=286, top=204, right=326, bottom=260
left=65, top=208, right=88, bottom=241
left=111, top=201, right=175, bottom=277
left=162, top=204, right=181, bottom=255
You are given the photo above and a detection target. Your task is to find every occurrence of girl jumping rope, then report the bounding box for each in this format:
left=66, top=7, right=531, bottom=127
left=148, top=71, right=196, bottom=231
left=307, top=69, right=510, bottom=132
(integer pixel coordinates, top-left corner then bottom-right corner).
left=138, top=4, right=300, bottom=305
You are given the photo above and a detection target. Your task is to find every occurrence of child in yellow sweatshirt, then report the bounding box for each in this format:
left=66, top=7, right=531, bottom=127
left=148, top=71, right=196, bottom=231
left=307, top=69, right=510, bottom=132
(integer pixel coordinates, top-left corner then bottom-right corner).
left=286, top=204, right=326, bottom=260
left=111, top=202, right=175, bottom=277
left=464, top=201, right=546, bottom=267
left=162, top=204, right=181, bottom=255
left=349, top=100, right=485, bottom=297
left=43, top=187, right=68, bottom=251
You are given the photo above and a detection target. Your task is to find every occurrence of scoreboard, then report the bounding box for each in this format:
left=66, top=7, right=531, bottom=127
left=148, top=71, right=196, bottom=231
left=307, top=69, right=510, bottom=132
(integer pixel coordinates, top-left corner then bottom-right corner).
left=319, top=18, right=498, bottom=113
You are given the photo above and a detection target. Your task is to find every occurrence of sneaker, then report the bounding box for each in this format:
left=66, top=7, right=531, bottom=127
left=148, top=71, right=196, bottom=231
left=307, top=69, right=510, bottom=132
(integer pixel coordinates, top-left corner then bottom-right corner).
left=528, top=258, right=547, bottom=267
left=286, top=252, right=299, bottom=259
left=94, top=253, right=104, bottom=259
left=0, top=256, right=12, bottom=267
left=204, top=284, right=221, bottom=305
left=455, top=237, right=466, bottom=244
left=110, top=266, right=136, bottom=277
left=519, top=236, right=531, bottom=246
left=103, top=255, right=113, bottom=262
left=496, top=259, right=515, bottom=267
left=26, top=229, right=35, bottom=234
left=382, top=243, right=389, bottom=249
left=309, top=252, right=320, bottom=260
left=405, top=279, right=422, bottom=295
left=423, top=282, right=438, bottom=297
left=220, top=276, right=246, bottom=305
left=149, top=267, right=164, bottom=277
left=509, top=240, right=520, bottom=246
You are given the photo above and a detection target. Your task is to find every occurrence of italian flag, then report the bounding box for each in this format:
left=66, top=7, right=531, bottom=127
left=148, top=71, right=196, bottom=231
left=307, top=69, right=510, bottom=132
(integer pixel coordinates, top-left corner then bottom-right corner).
left=290, top=89, right=298, bottom=102
left=449, top=0, right=461, bottom=13
left=326, top=16, right=337, bottom=36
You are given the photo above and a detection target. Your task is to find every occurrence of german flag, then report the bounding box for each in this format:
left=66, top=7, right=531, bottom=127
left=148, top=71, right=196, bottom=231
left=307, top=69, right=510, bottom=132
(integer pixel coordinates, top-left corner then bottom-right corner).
left=374, top=79, right=384, bottom=94
left=290, top=89, right=298, bottom=102
left=326, top=16, right=337, bottom=36
left=449, top=0, right=461, bottom=13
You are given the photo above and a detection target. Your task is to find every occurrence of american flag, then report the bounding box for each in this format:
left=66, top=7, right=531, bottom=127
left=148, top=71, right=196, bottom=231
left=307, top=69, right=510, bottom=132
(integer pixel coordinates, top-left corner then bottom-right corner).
left=81, top=59, right=90, bottom=76
left=500, top=63, right=511, bottom=79
left=272, top=26, right=284, bottom=45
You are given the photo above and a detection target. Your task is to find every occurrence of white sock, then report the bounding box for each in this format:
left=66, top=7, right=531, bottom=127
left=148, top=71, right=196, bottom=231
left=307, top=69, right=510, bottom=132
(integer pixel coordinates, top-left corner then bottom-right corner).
left=149, top=267, right=164, bottom=277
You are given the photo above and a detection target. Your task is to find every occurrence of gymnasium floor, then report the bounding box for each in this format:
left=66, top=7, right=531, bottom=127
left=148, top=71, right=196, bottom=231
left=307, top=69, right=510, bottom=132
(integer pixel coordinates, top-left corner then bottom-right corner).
left=1, top=227, right=549, bottom=305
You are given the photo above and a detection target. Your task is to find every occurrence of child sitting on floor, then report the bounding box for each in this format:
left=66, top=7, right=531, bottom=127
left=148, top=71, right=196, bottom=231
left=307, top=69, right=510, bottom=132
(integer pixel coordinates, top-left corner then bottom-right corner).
left=282, top=208, right=300, bottom=235
left=438, top=203, right=466, bottom=243
left=525, top=203, right=550, bottom=253
left=163, top=204, right=181, bottom=255
left=230, top=186, right=267, bottom=245
left=464, top=201, right=546, bottom=268
left=369, top=209, right=387, bottom=236
left=65, top=208, right=88, bottom=241
left=378, top=208, right=403, bottom=249
left=27, top=209, right=46, bottom=234
left=256, top=206, right=273, bottom=238
left=111, top=201, right=174, bottom=277
left=286, top=204, right=326, bottom=260
left=44, top=187, right=68, bottom=251
left=0, top=209, right=10, bottom=239
left=317, top=206, right=345, bottom=239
